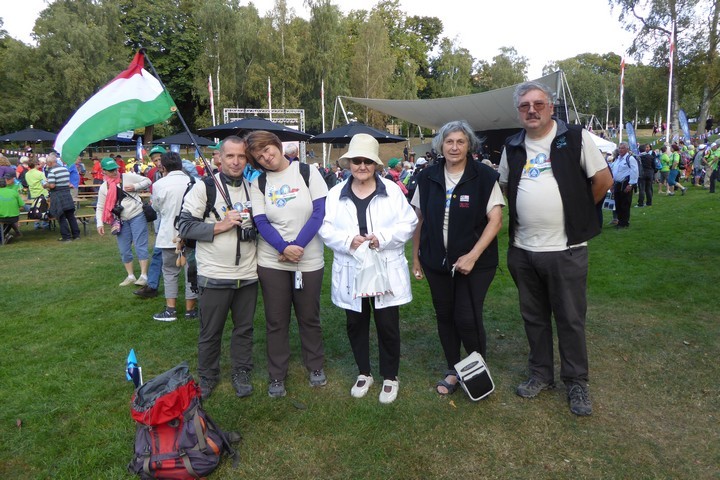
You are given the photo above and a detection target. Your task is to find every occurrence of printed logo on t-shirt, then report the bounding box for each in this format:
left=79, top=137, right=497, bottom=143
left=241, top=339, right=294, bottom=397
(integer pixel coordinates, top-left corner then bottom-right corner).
left=445, top=186, right=454, bottom=209
left=220, top=201, right=252, bottom=220
left=524, top=153, right=551, bottom=178
left=267, top=184, right=300, bottom=208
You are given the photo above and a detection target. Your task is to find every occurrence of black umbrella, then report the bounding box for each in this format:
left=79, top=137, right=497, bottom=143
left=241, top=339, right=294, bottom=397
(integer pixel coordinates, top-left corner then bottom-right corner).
left=307, top=122, right=405, bottom=144
left=151, top=132, right=215, bottom=146
left=0, top=127, right=57, bottom=142
left=198, top=116, right=312, bottom=142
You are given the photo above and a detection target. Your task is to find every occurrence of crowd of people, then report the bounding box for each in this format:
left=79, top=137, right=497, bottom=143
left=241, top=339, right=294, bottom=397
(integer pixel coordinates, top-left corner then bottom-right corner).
left=5, top=81, right=715, bottom=418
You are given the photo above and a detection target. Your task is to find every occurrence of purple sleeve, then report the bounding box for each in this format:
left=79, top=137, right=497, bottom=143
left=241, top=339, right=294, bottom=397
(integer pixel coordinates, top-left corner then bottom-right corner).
left=254, top=214, right=290, bottom=254
left=291, top=197, right=326, bottom=248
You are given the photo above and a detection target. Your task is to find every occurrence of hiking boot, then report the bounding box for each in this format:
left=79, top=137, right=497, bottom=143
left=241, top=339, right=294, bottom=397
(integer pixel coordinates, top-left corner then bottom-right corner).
left=119, top=275, right=137, bottom=287
left=184, top=308, right=199, bottom=320
left=268, top=379, right=286, bottom=398
left=231, top=370, right=253, bottom=398
left=153, top=308, right=177, bottom=322
left=199, top=377, right=217, bottom=400
left=309, top=369, right=327, bottom=387
left=516, top=377, right=555, bottom=398
left=133, top=285, right=158, bottom=298
left=567, top=382, right=593, bottom=416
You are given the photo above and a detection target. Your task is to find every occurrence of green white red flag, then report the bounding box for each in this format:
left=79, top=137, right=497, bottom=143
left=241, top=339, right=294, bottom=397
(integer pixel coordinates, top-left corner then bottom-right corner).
left=54, top=52, right=176, bottom=162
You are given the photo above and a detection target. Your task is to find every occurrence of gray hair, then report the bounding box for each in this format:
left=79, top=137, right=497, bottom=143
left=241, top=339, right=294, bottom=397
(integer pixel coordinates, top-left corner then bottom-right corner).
left=432, top=120, right=481, bottom=157
left=513, top=81, right=554, bottom=108
left=618, top=142, right=629, bottom=149
left=284, top=144, right=299, bottom=156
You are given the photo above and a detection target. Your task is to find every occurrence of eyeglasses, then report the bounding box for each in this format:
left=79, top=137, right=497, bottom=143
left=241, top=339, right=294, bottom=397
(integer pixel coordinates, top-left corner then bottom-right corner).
left=351, top=158, right=375, bottom=166
left=517, top=101, right=550, bottom=113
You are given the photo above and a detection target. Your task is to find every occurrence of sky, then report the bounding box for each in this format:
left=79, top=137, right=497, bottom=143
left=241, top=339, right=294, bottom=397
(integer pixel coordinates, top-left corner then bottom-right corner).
left=3, top=0, right=635, bottom=79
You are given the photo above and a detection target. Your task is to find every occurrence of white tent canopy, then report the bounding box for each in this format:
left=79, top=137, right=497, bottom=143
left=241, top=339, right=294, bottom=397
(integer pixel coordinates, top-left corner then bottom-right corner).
left=341, top=71, right=564, bottom=132
left=587, top=131, right=616, bottom=154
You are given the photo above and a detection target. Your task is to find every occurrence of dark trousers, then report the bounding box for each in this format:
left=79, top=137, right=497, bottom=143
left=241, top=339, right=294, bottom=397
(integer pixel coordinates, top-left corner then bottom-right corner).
left=423, top=265, right=496, bottom=370
left=258, top=266, right=325, bottom=380
left=58, top=208, right=80, bottom=240
left=345, top=299, right=400, bottom=380
left=710, top=169, right=718, bottom=193
left=637, top=174, right=654, bottom=206
left=197, top=282, right=258, bottom=381
left=613, top=181, right=632, bottom=227
left=507, top=246, right=589, bottom=386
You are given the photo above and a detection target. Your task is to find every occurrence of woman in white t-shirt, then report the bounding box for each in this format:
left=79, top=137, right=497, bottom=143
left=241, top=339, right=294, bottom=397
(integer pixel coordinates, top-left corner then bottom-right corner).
left=246, top=131, right=329, bottom=398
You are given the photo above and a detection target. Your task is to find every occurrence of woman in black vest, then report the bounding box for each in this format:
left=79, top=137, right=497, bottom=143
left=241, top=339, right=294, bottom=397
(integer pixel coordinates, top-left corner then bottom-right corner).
left=410, top=120, right=504, bottom=395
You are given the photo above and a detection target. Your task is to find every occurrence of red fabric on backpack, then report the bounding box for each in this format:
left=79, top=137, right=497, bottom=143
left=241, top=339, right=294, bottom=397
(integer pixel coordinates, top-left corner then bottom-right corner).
left=131, top=381, right=199, bottom=426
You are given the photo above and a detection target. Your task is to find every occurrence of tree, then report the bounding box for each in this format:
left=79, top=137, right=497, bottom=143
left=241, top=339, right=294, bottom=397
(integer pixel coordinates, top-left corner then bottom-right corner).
left=426, top=37, right=474, bottom=98
left=349, top=12, right=395, bottom=126
left=300, top=0, right=348, bottom=132
left=474, top=47, right=527, bottom=92
left=610, top=0, right=705, bottom=137
left=28, top=0, right=128, bottom=131
left=119, top=0, right=202, bottom=138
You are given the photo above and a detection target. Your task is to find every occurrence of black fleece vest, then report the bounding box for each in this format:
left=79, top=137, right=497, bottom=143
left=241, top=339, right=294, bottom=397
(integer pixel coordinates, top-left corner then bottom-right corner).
left=504, top=122, right=600, bottom=247
left=416, top=158, right=499, bottom=273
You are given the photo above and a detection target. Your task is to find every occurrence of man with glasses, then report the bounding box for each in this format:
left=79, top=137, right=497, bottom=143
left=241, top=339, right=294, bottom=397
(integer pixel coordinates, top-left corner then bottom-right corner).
left=498, top=81, right=613, bottom=416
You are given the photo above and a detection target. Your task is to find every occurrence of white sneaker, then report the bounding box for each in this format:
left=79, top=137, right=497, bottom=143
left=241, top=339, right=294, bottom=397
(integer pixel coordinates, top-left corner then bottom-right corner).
left=350, top=374, right=374, bottom=398
left=134, top=274, right=148, bottom=286
left=119, top=275, right=137, bottom=287
left=379, top=379, right=399, bottom=404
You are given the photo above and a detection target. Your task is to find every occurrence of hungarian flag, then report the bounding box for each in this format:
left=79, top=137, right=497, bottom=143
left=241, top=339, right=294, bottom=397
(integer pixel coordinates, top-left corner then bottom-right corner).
left=54, top=52, right=176, bottom=162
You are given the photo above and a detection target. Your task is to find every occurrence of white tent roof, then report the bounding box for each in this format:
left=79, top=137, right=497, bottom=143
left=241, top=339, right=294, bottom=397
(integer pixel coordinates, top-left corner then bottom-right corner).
left=587, top=131, right=616, bottom=154
left=342, top=71, right=563, bottom=132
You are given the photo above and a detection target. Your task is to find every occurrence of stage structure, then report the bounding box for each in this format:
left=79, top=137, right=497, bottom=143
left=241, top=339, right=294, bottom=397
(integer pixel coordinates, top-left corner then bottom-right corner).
left=222, top=108, right=309, bottom=161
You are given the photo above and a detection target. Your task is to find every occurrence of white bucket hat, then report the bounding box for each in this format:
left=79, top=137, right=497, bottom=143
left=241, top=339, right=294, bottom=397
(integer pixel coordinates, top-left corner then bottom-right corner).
left=339, top=133, right=383, bottom=168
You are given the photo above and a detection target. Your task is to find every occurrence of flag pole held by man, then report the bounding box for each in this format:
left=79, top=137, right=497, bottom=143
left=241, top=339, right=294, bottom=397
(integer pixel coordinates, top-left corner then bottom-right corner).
left=53, top=51, right=177, bottom=162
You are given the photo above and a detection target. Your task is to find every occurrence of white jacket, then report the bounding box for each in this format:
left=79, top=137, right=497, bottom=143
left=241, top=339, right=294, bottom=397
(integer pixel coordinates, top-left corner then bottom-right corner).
left=319, top=175, right=418, bottom=312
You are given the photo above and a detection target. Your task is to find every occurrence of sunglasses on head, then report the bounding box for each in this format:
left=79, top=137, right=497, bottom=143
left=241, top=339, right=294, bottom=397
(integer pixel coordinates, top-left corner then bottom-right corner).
left=517, top=101, right=550, bottom=113
left=351, top=158, right=375, bottom=166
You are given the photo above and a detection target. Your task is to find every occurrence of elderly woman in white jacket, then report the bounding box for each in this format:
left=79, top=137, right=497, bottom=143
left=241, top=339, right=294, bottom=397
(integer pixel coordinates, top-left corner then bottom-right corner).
left=319, top=134, right=418, bottom=404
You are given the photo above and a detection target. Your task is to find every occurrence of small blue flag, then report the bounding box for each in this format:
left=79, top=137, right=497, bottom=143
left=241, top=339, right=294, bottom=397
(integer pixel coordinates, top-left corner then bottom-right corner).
left=126, top=349, right=142, bottom=387
left=136, top=136, right=143, bottom=160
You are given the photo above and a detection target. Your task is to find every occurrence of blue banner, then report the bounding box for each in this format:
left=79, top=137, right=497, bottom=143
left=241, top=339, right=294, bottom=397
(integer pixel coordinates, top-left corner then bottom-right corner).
left=625, top=122, right=640, bottom=155
left=678, top=109, right=692, bottom=143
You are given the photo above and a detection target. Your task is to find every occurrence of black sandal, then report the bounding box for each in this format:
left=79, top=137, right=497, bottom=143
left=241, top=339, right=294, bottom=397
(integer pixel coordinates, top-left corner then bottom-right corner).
left=436, top=370, right=459, bottom=395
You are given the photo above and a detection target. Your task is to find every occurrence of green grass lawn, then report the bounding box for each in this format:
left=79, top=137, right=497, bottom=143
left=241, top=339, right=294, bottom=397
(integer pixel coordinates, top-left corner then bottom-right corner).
left=2, top=182, right=719, bottom=479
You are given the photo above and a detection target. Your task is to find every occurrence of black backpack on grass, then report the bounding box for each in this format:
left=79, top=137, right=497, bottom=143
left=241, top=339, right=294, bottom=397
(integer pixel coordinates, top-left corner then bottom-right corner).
left=128, top=362, right=240, bottom=479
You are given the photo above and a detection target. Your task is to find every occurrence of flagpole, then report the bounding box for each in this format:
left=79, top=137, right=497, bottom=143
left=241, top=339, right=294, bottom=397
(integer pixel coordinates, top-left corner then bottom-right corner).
left=268, top=77, right=273, bottom=121
left=139, top=49, right=232, bottom=209
left=619, top=55, right=625, bottom=145
left=321, top=78, right=326, bottom=168
left=665, top=23, right=675, bottom=145
left=208, top=74, right=216, bottom=126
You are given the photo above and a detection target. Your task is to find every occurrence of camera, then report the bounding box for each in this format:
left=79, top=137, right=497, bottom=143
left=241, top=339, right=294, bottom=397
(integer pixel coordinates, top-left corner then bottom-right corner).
left=238, top=227, right=257, bottom=242
left=111, top=204, right=124, bottom=217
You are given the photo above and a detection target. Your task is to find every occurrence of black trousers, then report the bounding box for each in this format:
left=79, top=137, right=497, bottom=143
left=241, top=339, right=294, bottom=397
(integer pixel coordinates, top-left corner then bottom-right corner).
left=613, top=181, right=633, bottom=227
left=423, top=265, right=496, bottom=370
left=637, top=174, right=654, bottom=206
left=258, top=266, right=325, bottom=381
left=507, top=246, right=589, bottom=386
left=345, top=299, right=400, bottom=380
left=197, top=282, right=258, bottom=381
left=58, top=208, right=80, bottom=240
